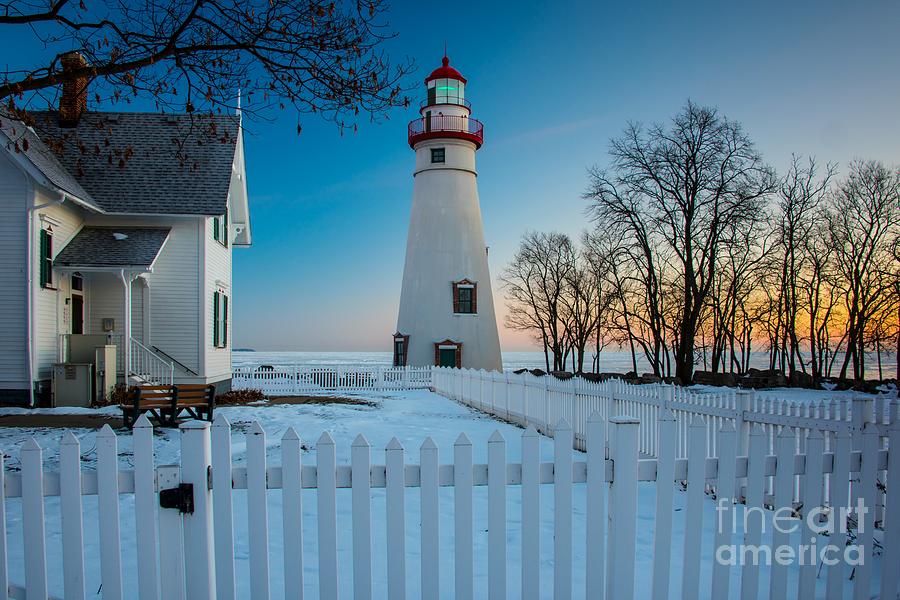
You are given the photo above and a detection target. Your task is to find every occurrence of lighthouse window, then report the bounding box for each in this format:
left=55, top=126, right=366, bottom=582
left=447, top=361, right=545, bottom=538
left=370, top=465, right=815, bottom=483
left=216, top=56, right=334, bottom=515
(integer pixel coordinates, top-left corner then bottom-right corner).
left=431, top=148, right=445, bottom=163
left=427, top=78, right=465, bottom=106
left=393, top=334, right=409, bottom=367
left=453, top=280, right=477, bottom=314
left=457, top=288, right=473, bottom=313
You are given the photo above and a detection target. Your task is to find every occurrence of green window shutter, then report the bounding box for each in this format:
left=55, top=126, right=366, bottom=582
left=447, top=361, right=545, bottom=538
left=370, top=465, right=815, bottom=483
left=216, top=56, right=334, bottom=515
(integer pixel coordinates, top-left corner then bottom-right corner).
left=224, top=209, right=229, bottom=248
left=213, top=291, right=220, bottom=347
left=223, top=295, right=229, bottom=346
left=39, top=229, right=49, bottom=287
left=213, top=217, right=220, bottom=242
left=39, top=229, right=47, bottom=287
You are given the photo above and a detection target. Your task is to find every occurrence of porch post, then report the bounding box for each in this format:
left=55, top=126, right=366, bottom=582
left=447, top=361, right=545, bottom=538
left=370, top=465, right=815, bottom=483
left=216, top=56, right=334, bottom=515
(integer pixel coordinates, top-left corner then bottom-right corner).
left=119, top=269, right=132, bottom=382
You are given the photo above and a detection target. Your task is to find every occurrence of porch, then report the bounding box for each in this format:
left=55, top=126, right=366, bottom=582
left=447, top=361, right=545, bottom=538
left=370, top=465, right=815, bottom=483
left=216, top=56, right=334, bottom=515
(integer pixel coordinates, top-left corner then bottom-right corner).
left=53, top=227, right=176, bottom=386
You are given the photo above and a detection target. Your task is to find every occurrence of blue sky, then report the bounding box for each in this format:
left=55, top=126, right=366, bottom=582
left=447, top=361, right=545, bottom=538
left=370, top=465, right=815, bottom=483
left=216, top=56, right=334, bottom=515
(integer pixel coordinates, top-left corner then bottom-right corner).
left=234, top=0, right=900, bottom=351
left=5, top=1, right=900, bottom=351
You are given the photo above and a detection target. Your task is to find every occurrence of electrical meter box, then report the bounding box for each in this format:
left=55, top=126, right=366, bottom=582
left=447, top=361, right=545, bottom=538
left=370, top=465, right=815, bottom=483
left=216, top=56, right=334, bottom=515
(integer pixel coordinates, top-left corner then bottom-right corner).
left=52, top=363, right=93, bottom=407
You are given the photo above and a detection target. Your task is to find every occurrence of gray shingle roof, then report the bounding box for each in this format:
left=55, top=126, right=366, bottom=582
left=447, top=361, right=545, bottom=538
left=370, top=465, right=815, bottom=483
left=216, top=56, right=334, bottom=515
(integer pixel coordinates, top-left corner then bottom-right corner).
left=0, top=116, right=102, bottom=211
left=55, top=226, right=171, bottom=269
left=29, top=111, right=239, bottom=215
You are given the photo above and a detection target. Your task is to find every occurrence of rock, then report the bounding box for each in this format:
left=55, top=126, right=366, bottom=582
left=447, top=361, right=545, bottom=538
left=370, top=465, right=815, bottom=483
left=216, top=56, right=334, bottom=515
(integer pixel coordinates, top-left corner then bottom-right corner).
left=550, top=371, right=574, bottom=380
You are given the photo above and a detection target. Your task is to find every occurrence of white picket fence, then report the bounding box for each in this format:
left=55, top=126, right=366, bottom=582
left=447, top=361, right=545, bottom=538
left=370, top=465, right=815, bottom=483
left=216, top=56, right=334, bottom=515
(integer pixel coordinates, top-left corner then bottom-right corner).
left=232, top=365, right=433, bottom=394
left=432, top=367, right=898, bottom=454
left=434, top=367, right=900, bottom=523
left=3, top=406, right=900, bottom=599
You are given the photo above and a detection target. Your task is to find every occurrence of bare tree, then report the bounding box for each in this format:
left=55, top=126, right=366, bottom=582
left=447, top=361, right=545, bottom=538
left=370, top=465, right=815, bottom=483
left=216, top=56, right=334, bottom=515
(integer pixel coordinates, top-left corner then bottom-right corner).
left=586, top=101, right=775, bottom=383
left=767, top=156, right=836, bottom=379
left=1, top=0, right=411, bottom=128
left=500, top=232, right=574, bottom=372
left=827, top=160, right=900, bottom=381
left=580, top=230, right=621, bottom=373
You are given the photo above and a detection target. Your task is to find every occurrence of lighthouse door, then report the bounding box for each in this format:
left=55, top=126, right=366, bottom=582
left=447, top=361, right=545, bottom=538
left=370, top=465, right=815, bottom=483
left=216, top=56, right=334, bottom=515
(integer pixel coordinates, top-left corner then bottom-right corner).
left=439, top=348, right=457, bottom=368
left=425, top=110, right=432, bottom=132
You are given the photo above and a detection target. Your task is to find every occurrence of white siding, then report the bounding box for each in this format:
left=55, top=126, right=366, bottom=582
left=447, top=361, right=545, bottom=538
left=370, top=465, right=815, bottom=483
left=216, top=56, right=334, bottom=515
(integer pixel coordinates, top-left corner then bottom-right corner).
left=0, top=153, right=28, bottom=388
left=86, top=275, right=145, bottom=342
left=203, top=211, right=232, bottom=381
left=33, top=194, right=83, bottom=379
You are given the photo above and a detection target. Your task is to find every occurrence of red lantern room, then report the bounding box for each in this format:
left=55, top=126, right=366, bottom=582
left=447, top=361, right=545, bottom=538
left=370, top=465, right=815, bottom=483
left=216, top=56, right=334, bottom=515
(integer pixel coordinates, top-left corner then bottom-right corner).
left=408, top=56, right=484, bottom=149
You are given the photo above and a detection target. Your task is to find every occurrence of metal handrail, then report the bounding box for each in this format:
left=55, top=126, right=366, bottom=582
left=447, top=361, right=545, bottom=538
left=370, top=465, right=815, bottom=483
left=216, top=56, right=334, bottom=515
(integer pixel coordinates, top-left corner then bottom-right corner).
left=407, top=115, right=484, bottom=146
left=130, top=337, right=174, bottom=385
left=151, top=344, right=198, bottom=376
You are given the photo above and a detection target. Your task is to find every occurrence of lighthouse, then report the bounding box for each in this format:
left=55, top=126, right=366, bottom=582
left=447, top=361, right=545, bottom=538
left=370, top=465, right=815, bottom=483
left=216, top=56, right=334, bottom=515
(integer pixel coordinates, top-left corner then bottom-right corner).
left=393, top=55, right=502, bottom=371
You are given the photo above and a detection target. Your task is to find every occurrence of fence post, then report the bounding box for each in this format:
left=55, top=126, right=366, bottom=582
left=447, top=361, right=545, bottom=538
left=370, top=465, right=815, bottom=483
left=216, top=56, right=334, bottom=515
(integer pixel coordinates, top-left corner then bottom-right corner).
left=586, top=413, right=607, bottom=600
left=736, top=390, right=753, bottom=457
left=281, top=428, right=304, bottom=600
left=879, top=415, right=900, bottom=599
left=385, top=438, right=407, bottom=600
left=158, top=464, right=186, bottom=600
left=97, top=425, right=124, bottom=600
left=650, top=410, right=676, bottom=600
left=543, top=376, right=551, bottom=433
left=211, top=415, right=236, bottom=600
left=488, top=430, right=507, bottom=600
left=554, top=419, right=573, bottom=599
left=181, top=421, right=216, bottom=600
left=608, top=416, right=639, bottom=600
left=0, top=448, right=7, bottom=600
left=852, top=394, right=871, bottom=451
left=21, top=438, right=48, bottom=600
left=454, top=433, right=474, bottom=600
left=133, top=415, right=159, bottom=600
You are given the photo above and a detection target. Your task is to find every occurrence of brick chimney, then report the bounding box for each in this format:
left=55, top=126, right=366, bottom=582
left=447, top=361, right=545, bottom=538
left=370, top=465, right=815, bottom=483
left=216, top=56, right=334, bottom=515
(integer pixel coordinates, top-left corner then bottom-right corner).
left=58, top=52, right=88, bottom=127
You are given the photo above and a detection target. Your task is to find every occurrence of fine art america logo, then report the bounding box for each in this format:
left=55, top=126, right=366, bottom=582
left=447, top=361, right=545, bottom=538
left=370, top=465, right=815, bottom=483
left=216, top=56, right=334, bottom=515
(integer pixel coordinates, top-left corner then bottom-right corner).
left=715, top=498, right=869, bottom=567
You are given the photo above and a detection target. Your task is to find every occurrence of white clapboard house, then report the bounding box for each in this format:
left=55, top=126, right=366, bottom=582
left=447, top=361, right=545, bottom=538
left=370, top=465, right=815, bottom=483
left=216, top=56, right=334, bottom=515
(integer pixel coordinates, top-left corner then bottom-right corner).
left=0, top=62, right=251, bottom=405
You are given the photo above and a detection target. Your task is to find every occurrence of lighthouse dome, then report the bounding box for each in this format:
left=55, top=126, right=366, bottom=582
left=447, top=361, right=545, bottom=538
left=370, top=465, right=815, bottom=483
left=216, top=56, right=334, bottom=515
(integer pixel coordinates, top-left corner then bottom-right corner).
left=425, top=56, right=467, bottom=84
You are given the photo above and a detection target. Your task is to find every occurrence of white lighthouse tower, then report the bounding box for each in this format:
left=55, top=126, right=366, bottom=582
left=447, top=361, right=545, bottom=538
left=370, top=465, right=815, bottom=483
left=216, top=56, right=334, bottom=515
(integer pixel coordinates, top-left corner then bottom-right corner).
left=393, top=55, right=502, bottom=371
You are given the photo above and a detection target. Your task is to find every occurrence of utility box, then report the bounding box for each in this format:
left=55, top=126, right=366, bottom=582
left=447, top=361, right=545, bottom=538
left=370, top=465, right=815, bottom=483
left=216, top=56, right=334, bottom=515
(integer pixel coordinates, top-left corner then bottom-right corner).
left=67, top=334, right=112, bottom=363
left=52, top=363, right=93, bottom=408
left=94, top=344, right=117, bottom=404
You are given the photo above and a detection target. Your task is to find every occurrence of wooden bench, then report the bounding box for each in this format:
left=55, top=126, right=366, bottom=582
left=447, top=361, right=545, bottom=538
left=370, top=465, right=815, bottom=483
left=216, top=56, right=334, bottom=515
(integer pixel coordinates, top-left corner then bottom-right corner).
left=121, top=383, right=215, bottom=428
left=171, top=384, right=215, bottom=423
left=121, top=385, right=177, bottom=428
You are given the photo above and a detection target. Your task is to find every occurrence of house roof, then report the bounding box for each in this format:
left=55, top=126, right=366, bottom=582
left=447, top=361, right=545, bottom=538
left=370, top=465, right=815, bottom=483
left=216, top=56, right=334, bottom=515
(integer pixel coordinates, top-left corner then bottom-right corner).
left=54, top=226, right=171, bottom=269
left=0, top=116, right=102, bottom=211
left=28, top=111, right=240, bottom=216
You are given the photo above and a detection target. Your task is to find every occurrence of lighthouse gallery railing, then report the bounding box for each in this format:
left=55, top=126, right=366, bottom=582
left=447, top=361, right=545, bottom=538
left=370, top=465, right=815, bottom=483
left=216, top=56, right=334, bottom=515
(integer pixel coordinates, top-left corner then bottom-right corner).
left=407, top=115, right=484, bottom=146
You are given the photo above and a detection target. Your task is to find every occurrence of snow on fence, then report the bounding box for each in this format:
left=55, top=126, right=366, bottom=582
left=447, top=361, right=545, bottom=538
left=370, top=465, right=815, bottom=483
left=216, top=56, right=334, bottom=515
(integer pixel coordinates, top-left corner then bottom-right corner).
left=3, top=412, right=899, bottom=599
left=231, top=365, right=433, bottom=394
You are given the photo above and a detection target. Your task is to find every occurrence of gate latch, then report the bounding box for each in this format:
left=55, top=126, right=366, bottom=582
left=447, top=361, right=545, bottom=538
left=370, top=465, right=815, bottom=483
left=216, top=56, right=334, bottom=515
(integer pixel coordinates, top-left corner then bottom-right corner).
left=159, top=483, right=194, bottom=514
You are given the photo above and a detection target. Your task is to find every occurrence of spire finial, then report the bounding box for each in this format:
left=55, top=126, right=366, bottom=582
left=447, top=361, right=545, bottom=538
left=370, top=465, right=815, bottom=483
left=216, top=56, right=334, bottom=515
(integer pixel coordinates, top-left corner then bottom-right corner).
left=443, top=42, right=449, bottom=67
left=236, top=88, right=242, bottom=116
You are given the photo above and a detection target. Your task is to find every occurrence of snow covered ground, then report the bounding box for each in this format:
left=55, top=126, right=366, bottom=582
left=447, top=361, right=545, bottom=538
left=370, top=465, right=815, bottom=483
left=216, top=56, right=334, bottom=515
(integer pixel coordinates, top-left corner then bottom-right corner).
left=0, top=390, right=883, bottom=598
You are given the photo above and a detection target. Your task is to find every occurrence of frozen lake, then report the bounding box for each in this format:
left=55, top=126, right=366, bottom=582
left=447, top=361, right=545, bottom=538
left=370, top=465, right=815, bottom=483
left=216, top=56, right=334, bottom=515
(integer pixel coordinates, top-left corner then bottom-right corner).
left=233, top=349, right=897, bottom=380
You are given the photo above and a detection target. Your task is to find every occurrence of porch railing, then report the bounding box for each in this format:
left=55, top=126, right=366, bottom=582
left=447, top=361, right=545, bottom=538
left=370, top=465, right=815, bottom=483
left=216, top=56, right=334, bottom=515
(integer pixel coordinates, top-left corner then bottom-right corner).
left=129, top=337, right=174, bottom=386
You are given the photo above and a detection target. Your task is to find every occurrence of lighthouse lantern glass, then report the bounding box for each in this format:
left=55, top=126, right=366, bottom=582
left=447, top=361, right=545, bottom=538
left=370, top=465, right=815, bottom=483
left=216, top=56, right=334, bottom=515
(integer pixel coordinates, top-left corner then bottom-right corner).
left=427, top=78, right=465, bottom=106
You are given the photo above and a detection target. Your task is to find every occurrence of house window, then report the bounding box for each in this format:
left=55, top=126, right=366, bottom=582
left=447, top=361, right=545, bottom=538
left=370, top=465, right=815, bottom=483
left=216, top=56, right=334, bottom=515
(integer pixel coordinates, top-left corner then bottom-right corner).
left=393, top=333, right=409, bottom=367
left=431, top=148, right=445, bottom=164
left=213, top=290, right=229, bottom=348
left=452, top=280, right=477, bottom=314
left=39, top=227, right=53, bottom=288
left=213, top=209, right=229, bottom=247
left=71, top=272, right=83, bottom=291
